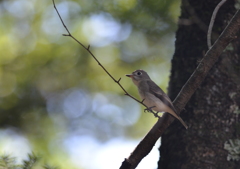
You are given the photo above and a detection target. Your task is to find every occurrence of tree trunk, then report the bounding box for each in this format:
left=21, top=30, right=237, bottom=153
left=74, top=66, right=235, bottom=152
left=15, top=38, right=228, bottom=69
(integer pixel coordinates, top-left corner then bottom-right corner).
left=158, top=0, right=240, bottom=169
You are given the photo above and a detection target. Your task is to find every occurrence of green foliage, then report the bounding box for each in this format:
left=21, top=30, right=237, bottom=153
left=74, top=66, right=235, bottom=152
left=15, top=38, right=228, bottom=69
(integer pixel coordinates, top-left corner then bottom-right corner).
left=0, top=153, right=58, bottom=169
left=43, top=164, right=59, bottom=169
left=0, top=155, right=19, bottom=169
left=21, top=153, right=39, bottom=169
left=224, top=139, right=240, bottom=161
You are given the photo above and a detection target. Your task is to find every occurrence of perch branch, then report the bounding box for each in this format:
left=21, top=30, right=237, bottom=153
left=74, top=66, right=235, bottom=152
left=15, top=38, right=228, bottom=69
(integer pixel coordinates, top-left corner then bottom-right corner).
left=52, top=0, right=160, bottom=118
left=120, top=9, right=240, bottom=169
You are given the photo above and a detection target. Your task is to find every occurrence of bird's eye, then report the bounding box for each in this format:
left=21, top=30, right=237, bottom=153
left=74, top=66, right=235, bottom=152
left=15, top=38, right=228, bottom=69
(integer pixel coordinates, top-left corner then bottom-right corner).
left=137, top=72, right=142, bottom=76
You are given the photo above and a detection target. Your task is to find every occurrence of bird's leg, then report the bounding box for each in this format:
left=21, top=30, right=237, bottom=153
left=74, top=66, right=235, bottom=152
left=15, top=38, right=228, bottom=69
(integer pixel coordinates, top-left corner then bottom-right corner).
left=144, top=106, right=156, bottom=113
left=144, top=106, right=161, bottom=118
left=153, top=112, right=161, bottom=118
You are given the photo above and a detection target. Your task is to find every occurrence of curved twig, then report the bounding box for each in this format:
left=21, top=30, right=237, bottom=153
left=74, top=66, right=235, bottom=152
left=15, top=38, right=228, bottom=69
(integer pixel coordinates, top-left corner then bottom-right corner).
left=207, top=0, right=227, bottom=49
left=52, top=0, right=160, bottom=118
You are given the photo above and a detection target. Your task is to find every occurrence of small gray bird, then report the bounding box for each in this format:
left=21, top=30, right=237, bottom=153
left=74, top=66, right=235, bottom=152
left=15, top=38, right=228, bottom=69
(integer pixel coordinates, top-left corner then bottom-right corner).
left=126, top=69, right=188, bottom=129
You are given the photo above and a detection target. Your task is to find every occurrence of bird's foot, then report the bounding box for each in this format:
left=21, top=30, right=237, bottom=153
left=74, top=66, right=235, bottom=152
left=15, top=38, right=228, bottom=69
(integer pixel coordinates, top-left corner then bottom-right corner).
left=144, top=106, right=156, bottom=113
left=153, top=112, right=160, bottom=118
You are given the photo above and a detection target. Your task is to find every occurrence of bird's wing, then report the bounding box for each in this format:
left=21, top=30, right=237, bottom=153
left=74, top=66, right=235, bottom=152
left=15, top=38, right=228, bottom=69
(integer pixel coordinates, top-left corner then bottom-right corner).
left=147, top=81, right=188, bottom=129
left=147, top=80, right=177, bottom=113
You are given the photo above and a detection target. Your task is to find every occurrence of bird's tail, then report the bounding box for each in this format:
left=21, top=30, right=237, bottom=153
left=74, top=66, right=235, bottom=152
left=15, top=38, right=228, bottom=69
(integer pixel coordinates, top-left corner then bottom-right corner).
left=168, top=110, right=188, bottom=129
left=176, top=116, right=188, bottom=129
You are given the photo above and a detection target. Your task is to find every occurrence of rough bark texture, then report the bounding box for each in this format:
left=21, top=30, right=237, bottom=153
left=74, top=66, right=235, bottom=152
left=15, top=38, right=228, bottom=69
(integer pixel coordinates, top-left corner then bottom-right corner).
left=158, top=0, right=240, bottom=169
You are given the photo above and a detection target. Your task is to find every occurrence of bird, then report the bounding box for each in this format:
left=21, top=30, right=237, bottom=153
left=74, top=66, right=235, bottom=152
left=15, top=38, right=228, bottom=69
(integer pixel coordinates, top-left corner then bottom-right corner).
left=126, top=69, right=188, bottom=129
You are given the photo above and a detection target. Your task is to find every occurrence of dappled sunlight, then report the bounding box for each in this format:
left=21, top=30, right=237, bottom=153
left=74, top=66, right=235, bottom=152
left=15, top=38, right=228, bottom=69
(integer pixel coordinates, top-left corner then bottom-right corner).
left=0, top=128, right=31, bottom=163
left=63, top=89, right=91, bottom=119
left=45, top=88, right=142, bottom=141
left=93, top=93, right=140, bottom=126
left=121, top=31, right=148, bottom=62
left=3, top=0, right=35, bottom=19
left=11, top=21, right=31, bottom=39
left=82, top=12, right=132, bottom=47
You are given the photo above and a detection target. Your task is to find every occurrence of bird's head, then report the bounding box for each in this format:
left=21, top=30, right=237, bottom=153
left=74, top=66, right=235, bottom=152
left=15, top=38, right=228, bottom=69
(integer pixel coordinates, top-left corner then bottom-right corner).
left=126, top=69, right=150, bottom=85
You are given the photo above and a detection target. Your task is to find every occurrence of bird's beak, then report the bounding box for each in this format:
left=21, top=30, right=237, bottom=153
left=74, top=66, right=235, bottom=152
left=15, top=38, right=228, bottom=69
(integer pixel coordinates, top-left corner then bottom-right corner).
left=126, top=74, right=133, bottom=78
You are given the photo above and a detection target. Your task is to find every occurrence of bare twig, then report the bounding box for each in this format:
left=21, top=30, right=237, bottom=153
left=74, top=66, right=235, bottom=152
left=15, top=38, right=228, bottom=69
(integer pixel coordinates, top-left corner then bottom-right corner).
left=52, top=0, right=161, bottom=118
left=207, top=0, right=227, bottom=49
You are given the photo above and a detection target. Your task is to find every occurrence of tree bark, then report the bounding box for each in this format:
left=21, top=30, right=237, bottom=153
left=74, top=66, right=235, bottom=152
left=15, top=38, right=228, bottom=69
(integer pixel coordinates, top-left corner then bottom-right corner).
left=159, top=0, right=240, bottom=169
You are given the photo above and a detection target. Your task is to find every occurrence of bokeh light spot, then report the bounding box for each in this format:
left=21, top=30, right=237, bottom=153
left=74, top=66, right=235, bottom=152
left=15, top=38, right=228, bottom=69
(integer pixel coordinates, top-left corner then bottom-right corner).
left=63, top=89, right=91, bottom=119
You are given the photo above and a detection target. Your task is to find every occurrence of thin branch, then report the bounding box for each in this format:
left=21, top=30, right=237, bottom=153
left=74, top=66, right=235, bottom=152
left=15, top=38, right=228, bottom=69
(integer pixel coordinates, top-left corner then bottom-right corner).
left=52, top=0, right=160, bottom=118
left=207, top=0, right=227, bottom=49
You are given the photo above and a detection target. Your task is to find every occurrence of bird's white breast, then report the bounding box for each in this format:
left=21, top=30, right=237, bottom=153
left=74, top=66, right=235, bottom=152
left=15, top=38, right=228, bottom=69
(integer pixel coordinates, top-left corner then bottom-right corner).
left=141, top=93, right=172, bottom=113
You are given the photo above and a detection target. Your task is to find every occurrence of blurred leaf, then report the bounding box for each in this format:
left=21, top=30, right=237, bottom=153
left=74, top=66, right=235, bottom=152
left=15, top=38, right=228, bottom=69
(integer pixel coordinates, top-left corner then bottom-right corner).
left=0, top=154, right=18, bottom=169
left=21, top=153, right=39, bottom=169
